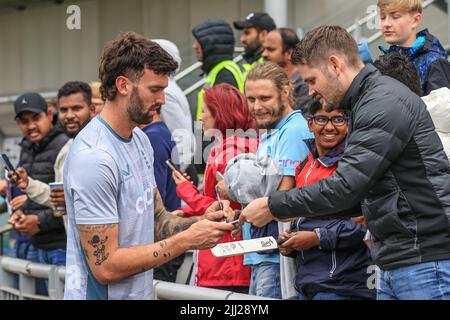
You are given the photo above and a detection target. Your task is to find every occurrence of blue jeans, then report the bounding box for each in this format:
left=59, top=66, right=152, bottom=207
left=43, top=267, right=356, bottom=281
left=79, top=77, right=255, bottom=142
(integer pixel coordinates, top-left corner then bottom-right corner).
left=298, top=292, right=358, bottom=300
left=378, top=259, right=450, bottom=300
left=15, top=239, right=39, bottom=262
left=14, top=241, right=47, bottom=295
left=249, top=263, right=281, bottom=299
left=38, top=248, right=66, bottom=266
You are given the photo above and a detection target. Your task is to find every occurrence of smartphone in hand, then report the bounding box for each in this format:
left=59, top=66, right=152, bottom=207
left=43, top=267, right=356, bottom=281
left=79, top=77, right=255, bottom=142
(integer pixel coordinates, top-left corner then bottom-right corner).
left=216, top=171, right=224, bottom=182
left=1, top=154, right=15, bottom=172
left=165, top=159, right=183, bottom=175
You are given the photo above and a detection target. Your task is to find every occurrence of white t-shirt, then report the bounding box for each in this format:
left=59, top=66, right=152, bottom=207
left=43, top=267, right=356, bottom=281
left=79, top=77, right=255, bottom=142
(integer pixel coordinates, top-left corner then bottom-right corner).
left=63, top=116, right=156, bottom=300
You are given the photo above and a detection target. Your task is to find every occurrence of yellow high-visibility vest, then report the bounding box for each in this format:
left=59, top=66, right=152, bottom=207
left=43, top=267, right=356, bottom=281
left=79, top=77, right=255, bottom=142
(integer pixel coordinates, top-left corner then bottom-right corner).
left=242, top=56, right=264, bottom=79
left=196, top=60, right=244, bottom=120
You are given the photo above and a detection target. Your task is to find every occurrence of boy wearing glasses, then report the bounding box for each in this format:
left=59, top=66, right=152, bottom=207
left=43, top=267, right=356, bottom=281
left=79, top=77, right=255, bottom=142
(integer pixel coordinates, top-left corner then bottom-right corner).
left=278, top=100, right=375, bottom=300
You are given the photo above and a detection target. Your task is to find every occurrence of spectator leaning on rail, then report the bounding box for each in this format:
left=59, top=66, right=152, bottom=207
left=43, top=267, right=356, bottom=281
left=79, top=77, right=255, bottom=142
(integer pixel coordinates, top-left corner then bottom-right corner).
left=7, top=92, right=69, bottom=267
left=239, top=25, right=450, bottom=300
left=12, top=82, right=95, bottom=232
left=63, top=31, right=233, bottom=300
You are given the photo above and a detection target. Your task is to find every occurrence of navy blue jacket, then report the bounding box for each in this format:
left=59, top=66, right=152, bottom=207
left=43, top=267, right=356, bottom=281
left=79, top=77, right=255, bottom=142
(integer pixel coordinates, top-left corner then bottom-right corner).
left=290, top=218, right=375, bottom=299
left=381, top=29, right=450, bottom=95
left=288, top=141, right=375, bottom=299
left=142, top=121, right=181, bottom=211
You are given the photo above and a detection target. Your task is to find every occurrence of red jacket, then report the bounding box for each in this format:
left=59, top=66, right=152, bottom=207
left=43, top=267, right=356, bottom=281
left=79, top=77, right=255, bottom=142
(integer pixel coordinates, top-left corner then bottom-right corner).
left=295, top=139, right=344, bottom=187
left=176, top=134, right=259, bottom=287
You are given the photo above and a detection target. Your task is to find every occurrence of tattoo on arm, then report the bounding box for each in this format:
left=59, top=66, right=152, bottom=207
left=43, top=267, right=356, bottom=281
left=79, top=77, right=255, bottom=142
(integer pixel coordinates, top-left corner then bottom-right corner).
left=89, top=235, right=109, bottom=266
left=154, top=189, right=199, bottom=241
left=78, top=224, right=116, bottom=266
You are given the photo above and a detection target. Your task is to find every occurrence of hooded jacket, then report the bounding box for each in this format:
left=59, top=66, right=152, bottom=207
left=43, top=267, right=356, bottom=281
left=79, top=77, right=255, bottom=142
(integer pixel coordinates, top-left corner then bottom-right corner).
left=291, top=139, right=375, bottom=300
left=152, top=39, right=195, bottom=171
left=192, top=19, right=239, bottom=88
left=269, top=64, right=450, bottom=271
left=381, top=29, right=450, bottom=95
left=19, top=125, right=69, bottom=250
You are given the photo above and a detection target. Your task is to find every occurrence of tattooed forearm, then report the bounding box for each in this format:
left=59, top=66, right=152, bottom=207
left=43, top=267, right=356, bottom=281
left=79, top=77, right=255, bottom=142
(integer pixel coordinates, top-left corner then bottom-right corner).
left=154, top=189, right=200, bottom=241
left=78, top=224, right=116, bottom=266
left=89, top=235, right=109, bottom=265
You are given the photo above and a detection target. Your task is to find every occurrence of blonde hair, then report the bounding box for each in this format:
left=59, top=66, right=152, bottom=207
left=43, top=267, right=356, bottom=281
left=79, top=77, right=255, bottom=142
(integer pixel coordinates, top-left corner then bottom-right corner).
left=246, top=62, right=295, bottom=107
left=90, top=81, right=102, bottom=100
left=377, top=0, right=423, bottom=14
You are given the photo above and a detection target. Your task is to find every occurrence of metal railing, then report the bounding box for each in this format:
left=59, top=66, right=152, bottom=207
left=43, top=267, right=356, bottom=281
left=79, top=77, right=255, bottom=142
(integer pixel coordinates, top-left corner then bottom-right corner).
left=0, top=224, right=12, bottom=256
left=0, top=255, right=272, bottom=300
left=0, top=225, right=270, bottom=300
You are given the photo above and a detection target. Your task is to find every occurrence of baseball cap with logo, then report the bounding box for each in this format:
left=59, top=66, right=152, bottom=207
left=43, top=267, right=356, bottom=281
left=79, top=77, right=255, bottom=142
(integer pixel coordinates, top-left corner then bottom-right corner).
left=14, top=92, right=48, bottom=119
left=233, top=12, right=276, bottom=31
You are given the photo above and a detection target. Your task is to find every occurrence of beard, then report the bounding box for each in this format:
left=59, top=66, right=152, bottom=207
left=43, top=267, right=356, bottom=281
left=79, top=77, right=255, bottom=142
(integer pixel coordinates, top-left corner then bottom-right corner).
left=62, top=120, right=89, bottom=138
left=253, top=101, right=287, bottom=130
left=244, top=38, right=262, bottom=56
left=319, top=70, right=346, bottom=111
left=127, top=86, right=159, bottom=125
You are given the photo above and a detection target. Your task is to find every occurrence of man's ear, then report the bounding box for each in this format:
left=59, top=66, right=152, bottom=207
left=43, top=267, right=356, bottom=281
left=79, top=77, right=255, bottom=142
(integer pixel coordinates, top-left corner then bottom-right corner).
left=89, top=104, right=96, bottom=118
left=258, top=30, right=269, bottom=43
left=307, top=118, right=314, bottom=132
left=46, top=109, right=53, bottom=120
left=329, top=55, right=343, bottom=75
left=115, top=76, right=131, bottom=97
left=281, top=85, right=290, bottom=105
left=285, top=48, right=294, bottom=63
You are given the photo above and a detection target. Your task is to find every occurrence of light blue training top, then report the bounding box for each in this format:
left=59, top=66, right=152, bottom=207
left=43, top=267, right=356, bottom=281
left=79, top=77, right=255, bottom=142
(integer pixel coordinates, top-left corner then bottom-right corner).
left=244, top=110, right=312, bottom=266
left=63, top=116, right=157, bottom=300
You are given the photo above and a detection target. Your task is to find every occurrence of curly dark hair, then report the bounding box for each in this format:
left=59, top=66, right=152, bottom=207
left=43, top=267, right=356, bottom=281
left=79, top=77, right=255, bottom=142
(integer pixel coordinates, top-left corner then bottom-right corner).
left=305, top=97, right=350, bottom=116
left=57, top=81, right=92, bottom=105
left=99, top=31, right=178, bottom=101
left=373, top=52, right=421, bottom=96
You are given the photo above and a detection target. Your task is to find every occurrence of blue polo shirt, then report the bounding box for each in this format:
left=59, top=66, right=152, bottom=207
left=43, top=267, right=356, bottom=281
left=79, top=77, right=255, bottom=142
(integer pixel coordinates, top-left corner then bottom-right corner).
left=244, top=110, right=312, bottom=266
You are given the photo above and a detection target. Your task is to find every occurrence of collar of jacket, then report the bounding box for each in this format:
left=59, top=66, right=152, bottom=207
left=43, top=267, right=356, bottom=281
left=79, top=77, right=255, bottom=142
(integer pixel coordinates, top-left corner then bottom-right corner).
left=305, top=137, right=346, bottom=167
left=19, top=124, right=64, bottom=153
left=378, top=29, right=447, bottom=59
left=201, top=55, right=233, bottom=75
left=243, top=50, right=263, bottom=65
left=341, top=64, right=377, bottom=111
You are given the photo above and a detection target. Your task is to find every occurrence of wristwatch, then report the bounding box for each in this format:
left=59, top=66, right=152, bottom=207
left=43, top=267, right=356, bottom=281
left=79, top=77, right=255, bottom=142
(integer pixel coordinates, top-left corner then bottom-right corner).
left=314, top=228, right=321, bottom=241
left=313, top=228, right=322, bottom=249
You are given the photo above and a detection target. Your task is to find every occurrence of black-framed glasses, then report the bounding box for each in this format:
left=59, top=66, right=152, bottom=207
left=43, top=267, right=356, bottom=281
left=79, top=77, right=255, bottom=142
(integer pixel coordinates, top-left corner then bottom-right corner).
left=309, top=115, right=349, bottom=127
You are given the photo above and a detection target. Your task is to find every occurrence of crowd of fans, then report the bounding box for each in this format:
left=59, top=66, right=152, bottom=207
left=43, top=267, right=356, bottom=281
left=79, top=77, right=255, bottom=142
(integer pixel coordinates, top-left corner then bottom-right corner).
left=1, top=0, right=449, bottom=300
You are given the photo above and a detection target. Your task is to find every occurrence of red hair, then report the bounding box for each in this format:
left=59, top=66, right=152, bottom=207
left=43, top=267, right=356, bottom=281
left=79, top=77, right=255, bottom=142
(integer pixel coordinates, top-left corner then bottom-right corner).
left=204, top=83, right=254, bottom=136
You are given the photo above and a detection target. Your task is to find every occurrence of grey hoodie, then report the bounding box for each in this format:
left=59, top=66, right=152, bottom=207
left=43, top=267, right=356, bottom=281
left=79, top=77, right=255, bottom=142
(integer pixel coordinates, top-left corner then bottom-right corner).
left=153, top=39, right=195, bottom=170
